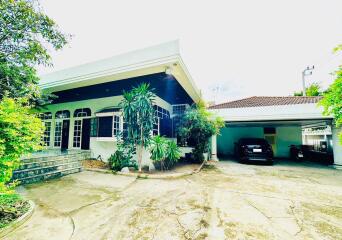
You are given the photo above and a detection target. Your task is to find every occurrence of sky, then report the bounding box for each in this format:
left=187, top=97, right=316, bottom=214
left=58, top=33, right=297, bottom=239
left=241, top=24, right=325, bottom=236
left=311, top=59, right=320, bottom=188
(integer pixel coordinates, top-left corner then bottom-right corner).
left=38, top=0, right=342, bottom=104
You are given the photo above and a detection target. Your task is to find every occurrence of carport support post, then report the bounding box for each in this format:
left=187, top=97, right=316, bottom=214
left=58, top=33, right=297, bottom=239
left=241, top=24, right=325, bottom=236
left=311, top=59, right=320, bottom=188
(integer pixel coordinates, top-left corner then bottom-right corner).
left=332, top=125, right=342, bottom=168
left=211, top=135, right=219, bottom=161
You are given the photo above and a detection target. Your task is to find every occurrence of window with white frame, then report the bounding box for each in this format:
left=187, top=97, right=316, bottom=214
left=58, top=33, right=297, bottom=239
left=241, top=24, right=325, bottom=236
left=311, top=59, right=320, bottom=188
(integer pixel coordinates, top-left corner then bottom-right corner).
left=113, top=115, right=121, bottom=137
left=55, top=110, right=70, bottom=119
left=39, top=112, right=52, bottom=120
left=73, top=120, right=82, bottom=148
left=54, top=121, right=62, bottom=147
left=172, top=104, right=188, bottom=115
left=43, top=121, right=51, bottom=146
left=74, top=108, right=91, bottom=117
left=153, top=105, right=170, bottom=135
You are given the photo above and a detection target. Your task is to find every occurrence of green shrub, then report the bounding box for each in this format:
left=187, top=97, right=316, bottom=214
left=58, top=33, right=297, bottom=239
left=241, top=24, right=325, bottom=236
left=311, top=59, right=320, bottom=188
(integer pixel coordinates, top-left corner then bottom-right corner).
left=150, top=136, right=181, bottom=171
left=0, top=98, right=44, bottom=193
left=108, top=140, right=136, bottom=171
left=178, top=100, right=224, bottom=163
left=164, top=140, right=181, bottom=169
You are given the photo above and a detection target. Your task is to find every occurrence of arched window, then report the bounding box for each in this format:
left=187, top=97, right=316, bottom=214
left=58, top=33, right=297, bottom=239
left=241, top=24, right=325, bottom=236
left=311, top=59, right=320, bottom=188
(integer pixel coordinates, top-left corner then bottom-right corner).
left=74, top=108, right=91, bottom=117
left=55, top=110, right=70, bottom=119
left=39, top=112, right=52, bottom=120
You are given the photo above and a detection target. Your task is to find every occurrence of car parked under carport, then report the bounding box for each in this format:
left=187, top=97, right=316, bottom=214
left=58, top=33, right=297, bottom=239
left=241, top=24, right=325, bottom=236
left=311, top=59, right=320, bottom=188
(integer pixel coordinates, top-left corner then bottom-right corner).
left=208, top=96, right=341, bottom=167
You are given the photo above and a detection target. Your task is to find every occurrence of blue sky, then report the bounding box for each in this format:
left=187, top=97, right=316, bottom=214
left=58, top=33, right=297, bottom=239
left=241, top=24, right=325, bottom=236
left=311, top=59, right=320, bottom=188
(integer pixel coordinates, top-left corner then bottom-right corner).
left=38, top=0, right=342, bottom=103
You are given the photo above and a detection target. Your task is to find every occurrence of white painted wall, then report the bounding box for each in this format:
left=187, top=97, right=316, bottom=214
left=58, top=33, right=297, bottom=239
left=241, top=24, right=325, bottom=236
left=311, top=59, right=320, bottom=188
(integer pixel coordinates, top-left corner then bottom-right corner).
left=332, top=126, right=342, bottom=166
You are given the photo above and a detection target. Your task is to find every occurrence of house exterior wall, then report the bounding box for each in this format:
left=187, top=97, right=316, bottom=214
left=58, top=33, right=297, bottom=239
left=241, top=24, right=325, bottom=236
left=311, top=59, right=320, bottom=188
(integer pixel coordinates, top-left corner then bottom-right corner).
left=41, top=95, right=172, bottom=162
left=217, top=126, right=302, bottom=158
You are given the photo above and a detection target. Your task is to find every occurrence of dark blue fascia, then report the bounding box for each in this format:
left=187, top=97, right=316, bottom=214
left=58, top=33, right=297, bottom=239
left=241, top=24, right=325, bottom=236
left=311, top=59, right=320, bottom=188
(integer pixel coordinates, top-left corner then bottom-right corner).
left=51, top=73, right=194, bottom=105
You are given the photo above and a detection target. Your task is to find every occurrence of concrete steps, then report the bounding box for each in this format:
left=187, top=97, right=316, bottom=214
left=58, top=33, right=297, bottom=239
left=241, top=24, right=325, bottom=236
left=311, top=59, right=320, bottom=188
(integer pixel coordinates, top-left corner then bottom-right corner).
left=13, top=151, right=91, bottom=185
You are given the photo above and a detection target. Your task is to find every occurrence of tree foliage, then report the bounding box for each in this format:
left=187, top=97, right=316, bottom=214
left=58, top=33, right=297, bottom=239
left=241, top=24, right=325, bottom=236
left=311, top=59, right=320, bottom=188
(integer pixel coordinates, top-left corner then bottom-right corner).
left=319, top=64, right=342, bottom=144
left=294, top=83, right=322, bottom=96
left=120, top=83, right=155, bottom=171
left=178, top=100, right=224, bottom=162
left=0, top=97, right=44, bottom=193
left=0, top=0, right=68, bottom=105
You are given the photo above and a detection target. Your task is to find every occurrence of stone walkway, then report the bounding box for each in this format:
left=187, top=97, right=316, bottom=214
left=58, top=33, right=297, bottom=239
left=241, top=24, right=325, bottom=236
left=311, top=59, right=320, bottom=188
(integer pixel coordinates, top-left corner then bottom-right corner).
left=4, top=160, right=342, bottom=239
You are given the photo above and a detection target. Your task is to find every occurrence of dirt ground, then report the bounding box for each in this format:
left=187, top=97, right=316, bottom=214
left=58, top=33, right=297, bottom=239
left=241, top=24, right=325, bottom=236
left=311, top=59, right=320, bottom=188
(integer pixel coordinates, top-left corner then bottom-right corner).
left=4, top=160, right=342, bottom=240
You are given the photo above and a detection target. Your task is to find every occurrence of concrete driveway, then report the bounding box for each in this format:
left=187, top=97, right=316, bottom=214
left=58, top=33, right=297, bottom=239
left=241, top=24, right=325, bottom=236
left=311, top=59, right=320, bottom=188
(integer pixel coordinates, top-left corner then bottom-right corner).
left=5, top=160, right=342, bottom=240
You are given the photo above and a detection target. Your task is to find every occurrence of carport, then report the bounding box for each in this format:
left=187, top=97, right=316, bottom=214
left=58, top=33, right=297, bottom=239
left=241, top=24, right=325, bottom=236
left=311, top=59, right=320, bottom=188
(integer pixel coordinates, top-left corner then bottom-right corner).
left=209, top=96, right=341, bottom=167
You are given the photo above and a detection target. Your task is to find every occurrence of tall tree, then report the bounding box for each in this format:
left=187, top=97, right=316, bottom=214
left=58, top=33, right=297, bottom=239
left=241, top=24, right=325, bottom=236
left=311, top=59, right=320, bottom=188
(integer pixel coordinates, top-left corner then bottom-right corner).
left=120, top=83, right=155, bottom=172
left=0, top=0, right=68, bottom=105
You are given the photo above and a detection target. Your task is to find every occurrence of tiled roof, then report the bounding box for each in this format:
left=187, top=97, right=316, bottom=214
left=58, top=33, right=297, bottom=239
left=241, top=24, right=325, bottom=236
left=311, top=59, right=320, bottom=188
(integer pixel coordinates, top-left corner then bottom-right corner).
left=209, top=96, right=322, bottom=109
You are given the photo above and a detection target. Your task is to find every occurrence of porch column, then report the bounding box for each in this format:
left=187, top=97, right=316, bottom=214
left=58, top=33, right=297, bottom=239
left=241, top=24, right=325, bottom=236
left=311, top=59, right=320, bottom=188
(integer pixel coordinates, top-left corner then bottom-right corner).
left=332, top=125, right=342, bottom=167
left=211, top=135, right=219, bottom=161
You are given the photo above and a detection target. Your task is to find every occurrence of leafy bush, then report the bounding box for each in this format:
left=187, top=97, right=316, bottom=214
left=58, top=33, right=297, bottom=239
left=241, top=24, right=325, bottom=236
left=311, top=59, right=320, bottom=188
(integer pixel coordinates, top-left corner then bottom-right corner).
left=165, top=140, right=181, bottom=169
left=0, top=98, right=44, bottom=193
left=178, top=100, right=224, bottom=163
left=150, top=136, right=181, bottom=171
left=108, top=140, right=136, bottom=171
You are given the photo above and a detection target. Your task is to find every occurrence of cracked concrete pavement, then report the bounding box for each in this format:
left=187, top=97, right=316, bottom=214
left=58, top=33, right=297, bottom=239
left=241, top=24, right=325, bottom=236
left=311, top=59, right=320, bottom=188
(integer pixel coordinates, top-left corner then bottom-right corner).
left=4, top=160, right=342, bottom=240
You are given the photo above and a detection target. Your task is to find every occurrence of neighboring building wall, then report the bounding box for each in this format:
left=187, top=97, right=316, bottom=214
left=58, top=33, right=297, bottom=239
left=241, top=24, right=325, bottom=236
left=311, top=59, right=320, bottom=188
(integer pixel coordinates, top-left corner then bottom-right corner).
left=217, top=126, right=302, bottom=158
left=332, top=126, right=342, bottom=166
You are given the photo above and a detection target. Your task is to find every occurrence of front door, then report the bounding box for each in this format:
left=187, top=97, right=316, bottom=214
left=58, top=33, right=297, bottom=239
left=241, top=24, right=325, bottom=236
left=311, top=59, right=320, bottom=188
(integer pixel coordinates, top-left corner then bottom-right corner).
left=81, top=118, right=91, bottom=150
left=61, top=120, right=70, bottom=150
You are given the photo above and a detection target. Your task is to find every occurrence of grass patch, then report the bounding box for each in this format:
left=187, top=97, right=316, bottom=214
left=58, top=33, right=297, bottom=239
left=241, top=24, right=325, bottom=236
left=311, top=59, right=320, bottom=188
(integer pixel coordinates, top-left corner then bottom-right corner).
left=0, top=194, right=30, bottom=228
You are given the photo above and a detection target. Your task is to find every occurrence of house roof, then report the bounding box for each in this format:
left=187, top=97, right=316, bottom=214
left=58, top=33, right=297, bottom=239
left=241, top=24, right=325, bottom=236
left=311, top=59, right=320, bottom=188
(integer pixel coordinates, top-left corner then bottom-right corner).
left=209, top=96, right=323, bottom=109
left=39, top=40, right=201, bottom=103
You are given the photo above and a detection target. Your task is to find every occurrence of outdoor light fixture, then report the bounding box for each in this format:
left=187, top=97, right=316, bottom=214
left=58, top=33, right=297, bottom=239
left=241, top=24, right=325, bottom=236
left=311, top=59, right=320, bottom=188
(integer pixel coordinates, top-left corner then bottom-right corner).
left=165, top=66, right=173, bottom=75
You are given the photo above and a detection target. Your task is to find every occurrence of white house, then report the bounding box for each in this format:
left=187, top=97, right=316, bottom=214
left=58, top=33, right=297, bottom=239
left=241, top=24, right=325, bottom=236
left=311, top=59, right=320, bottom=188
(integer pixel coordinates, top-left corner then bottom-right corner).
left=39, top=41, right=201, bottom=162
left=209, top=96, right=342, bottom=167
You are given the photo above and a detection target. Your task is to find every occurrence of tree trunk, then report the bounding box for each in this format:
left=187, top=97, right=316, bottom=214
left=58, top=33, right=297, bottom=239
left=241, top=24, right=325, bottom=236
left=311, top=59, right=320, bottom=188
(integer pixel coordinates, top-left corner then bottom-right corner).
left=138, top=144, right=142, bottom=172
left=138, top=126, right=144, bottom=172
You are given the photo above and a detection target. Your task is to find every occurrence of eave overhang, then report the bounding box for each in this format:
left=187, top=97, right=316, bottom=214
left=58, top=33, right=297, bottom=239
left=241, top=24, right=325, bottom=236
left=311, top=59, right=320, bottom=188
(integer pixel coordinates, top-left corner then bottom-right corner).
left=39, top=41, right=201, bottom=103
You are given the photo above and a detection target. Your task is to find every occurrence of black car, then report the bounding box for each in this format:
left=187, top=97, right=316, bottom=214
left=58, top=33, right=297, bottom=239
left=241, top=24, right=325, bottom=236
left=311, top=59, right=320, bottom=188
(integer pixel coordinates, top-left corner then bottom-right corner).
left=234, top=138, right=273, bottom=164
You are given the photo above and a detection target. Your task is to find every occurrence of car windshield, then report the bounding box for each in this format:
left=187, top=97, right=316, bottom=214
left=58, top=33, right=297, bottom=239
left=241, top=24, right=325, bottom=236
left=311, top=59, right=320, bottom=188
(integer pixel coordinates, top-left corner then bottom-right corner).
left=240, top=138, right=268, bottom=145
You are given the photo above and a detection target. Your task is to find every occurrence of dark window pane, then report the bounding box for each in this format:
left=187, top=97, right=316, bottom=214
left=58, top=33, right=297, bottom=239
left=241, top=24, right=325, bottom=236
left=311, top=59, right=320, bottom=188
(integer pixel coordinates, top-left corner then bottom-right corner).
left=98, top=116, right=113, bottom=137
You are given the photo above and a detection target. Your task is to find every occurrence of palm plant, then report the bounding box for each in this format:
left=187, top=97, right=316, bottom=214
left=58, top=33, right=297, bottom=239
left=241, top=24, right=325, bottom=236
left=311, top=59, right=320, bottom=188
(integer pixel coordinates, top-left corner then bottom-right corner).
left=165, top=140, right=181, bottom=169
left=150, top=135, right=168, bottom=170
left=120, top=83, right=155, bottom=171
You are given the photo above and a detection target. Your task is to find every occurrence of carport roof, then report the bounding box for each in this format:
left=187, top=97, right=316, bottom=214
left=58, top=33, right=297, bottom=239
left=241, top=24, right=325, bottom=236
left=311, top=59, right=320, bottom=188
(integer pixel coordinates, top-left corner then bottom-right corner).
left=209, top=96, right=322, bottom=109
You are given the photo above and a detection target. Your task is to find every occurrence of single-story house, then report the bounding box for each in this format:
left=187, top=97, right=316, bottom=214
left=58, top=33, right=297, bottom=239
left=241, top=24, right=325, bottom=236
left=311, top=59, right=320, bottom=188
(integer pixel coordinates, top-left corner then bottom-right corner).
left=39, top=41, right=201, bottom=163
left=209, top=96, right=342, bottom=167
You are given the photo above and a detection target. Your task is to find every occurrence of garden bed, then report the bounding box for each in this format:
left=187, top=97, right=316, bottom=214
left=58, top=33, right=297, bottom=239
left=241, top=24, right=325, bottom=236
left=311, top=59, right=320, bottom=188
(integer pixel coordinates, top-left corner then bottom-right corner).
left=82, top=159, right=109, bottom=169
left=0, top=194, right=30, bottom=229
left=84, top=161, right=204, bottom=179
